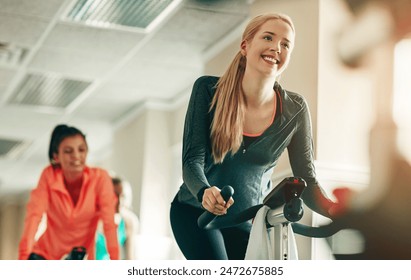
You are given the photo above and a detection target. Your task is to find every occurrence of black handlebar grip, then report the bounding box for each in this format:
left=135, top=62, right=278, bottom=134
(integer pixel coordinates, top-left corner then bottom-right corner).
left=220, top=185, right=234, bottom=201
left=197, top=185, right=234, bottom=229
left=65, top=246, right=86, bottom=260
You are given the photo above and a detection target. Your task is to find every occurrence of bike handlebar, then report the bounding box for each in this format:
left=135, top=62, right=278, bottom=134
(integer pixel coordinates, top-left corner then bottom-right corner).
left=197, top=178, right=340, bottom=238
left=291, top=222, right=341, bottom=238
left=198, top=202, right=339, bottom=238
left=197, top=185, right=234, bottom=230
left=65, top=246, right=87, bottom=260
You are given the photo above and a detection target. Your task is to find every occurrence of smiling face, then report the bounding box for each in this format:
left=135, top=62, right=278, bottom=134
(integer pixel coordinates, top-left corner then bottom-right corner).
left=53, top=134, right=88, bottom=175
left=241, top=18, right=295, bottom=77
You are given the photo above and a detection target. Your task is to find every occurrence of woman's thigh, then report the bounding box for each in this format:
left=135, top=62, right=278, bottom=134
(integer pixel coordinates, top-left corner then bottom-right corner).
left=221, top=224, right=251, bottom=260
left=170, top=199, right=228, bottom=260
left=170, top=198, right=251, bottom=260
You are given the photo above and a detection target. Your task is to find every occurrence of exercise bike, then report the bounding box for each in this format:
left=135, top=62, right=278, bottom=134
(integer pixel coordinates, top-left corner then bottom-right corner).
left=28, top=246, right=87, bottom=260
left=198, top=177, right=342, bottom=260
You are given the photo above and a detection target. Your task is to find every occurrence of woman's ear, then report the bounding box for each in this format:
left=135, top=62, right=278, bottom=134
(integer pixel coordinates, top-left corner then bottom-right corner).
left=53, top=153, right=59, bottom=164
left=240, top=40, right=247, bottom=56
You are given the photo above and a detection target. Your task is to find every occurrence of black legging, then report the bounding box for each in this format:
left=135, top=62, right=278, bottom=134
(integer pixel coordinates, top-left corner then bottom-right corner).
left=28, top=253, right=46, bottom=260
left=170, top=195, right=251, bottom=260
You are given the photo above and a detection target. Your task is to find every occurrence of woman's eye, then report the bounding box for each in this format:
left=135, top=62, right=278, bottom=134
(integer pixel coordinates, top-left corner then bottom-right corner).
left=263, top=35, right=272, bottom=41
left=282, top=43, right=290, bottom=49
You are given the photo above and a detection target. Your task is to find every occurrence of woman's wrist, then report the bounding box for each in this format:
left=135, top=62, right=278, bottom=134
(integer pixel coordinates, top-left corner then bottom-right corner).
left=197, top=186, right=209, bottom=202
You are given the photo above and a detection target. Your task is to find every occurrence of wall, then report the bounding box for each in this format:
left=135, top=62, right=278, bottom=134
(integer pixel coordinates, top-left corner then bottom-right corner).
left=109, top=111, right=147, bottom=218
left=109, top=107, right=178, bottom=259
left=317, top=0, right=373, bottom=170
left=0, top=197, right=26, bottom=259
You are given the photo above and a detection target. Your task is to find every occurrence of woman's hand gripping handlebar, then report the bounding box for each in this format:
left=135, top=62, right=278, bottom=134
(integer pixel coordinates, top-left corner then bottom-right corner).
left=197, top=177, right=341, bottom=239
left=197, top=185, right=234, bottom=230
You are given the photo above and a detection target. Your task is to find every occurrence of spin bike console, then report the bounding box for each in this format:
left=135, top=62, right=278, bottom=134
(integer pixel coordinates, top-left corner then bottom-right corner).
left=263, top=177, right=306, bottom=222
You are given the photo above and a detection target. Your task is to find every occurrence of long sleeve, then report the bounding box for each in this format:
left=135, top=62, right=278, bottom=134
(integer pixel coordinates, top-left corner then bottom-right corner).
left=181, top=76, right=217, bottom=200
left=97, top=170, right=120, bottom=260
left=18, top=168, right=50, bottom=260
left=287, top=96, right=334, bottom=217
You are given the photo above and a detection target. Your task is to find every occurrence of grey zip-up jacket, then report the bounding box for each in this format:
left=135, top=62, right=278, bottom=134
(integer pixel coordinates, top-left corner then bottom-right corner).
left=177, top=75, right=334, bottom=218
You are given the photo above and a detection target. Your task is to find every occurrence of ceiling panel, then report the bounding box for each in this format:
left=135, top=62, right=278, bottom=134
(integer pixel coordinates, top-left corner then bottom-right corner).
left=41, top=22, right=145, bottom=56
left=74, top=97, right=139, bottom=123
left=0, top=67, right=17, bottom=99
left=0, top=107, right=63, bottom=139
left=0, top=13, right=50, bottom=47
left=132, top=36, right=204, bottom=67
left=0, top=0, right=65, bottom=19
left=28, top=47, right=121, bottom=80
left=155, top=6, right=248, bottom=50
left=106, top=60, right=201, bottom=100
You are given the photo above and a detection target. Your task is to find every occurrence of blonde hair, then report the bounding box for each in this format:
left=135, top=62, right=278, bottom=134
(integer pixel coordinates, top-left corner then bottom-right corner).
left=210, top=13, right=295, bottom=163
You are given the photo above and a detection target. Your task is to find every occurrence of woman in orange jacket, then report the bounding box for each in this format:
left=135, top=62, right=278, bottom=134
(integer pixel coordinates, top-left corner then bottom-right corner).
left=18, top=124, right=119, bottom=260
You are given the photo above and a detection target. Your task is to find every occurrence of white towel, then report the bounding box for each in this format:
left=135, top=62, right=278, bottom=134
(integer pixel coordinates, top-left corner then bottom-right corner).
left=287, top=225, right=298, bottom=260
left=245, top=205, right=299, bottom=260
left=245, top=205, right=274, bottom=260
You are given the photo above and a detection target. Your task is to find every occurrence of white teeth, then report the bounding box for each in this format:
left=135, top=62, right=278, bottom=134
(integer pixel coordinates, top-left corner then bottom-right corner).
left=263, top=56, right=279, bottom=64
left=263, top=56, right=274, bottom=62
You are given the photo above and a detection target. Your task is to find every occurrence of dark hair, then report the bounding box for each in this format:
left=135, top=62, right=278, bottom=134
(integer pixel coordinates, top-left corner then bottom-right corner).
left=112, top=177, right=122, bottom=186
left=48, top=124, right=87, bottom=166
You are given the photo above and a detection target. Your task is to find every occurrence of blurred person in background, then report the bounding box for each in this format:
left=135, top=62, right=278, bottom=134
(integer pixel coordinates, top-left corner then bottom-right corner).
left=327, top=0, right=411, bottom=259
left=18, top=124, right=119, bottom=260
left=96, top=176, right=139, bottom=260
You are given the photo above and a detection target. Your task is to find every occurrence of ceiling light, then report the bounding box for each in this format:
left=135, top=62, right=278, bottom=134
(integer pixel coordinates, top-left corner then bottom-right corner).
left=7, top=73, right=91, bottom=110
left=63, top=0, right=180, bottom=32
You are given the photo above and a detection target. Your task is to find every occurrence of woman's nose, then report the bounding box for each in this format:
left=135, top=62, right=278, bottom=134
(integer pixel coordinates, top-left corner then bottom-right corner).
left=270, top=42, right=281, bottom=53
left=72, top=150, right=81, bottom=159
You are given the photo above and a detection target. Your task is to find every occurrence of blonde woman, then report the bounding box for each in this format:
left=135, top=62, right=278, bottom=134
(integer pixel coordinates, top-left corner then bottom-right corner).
left=170, top=13, right=337, bottom=260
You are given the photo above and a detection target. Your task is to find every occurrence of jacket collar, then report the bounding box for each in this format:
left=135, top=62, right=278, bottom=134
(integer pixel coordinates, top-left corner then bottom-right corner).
left=49, top=165, right=90, bottom=192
